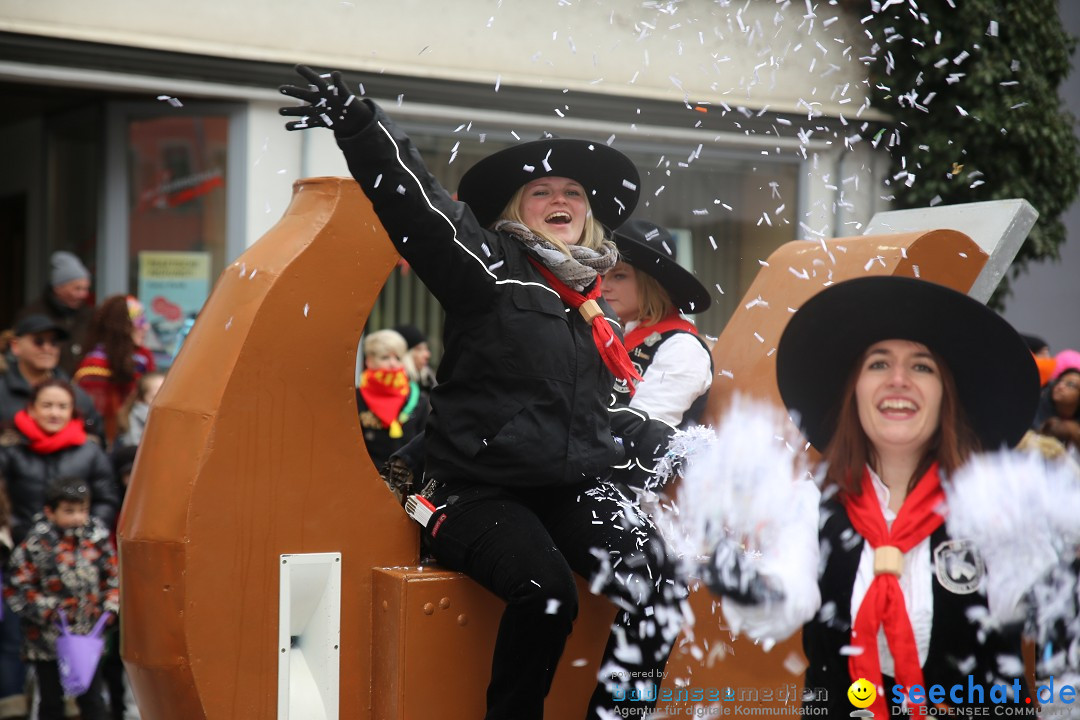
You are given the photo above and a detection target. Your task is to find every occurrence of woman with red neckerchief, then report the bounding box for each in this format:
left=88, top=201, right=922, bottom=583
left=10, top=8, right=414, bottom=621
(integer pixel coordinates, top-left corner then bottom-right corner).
left=602, top=219, right=713, bottom=429
left=0, top=378, right=118, bottom=548
left=714, top=276, right=1040, bottom=718
left=355, top=329, right=428, bottom=471
left=279, top=65, right=685, bottom=719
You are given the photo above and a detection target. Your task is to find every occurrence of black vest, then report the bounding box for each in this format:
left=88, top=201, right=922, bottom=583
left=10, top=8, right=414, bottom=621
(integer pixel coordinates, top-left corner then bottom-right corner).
left=611, top=328, right=713, bottom=428
left=803, top=497, right=1032, bottom=716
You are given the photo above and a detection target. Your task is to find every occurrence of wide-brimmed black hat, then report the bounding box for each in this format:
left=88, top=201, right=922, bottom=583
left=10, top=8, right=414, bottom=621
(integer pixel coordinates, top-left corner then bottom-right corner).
left=776, top=276, right=1038, bottom=451
left=612, top=219, right=711, bottom=315
left=457, top=138, right=640, bottom=230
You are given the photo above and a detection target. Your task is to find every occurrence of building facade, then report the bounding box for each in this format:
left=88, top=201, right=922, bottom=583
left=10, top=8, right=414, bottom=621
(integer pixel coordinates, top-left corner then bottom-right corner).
left=1, top=0, right=892, bottom=359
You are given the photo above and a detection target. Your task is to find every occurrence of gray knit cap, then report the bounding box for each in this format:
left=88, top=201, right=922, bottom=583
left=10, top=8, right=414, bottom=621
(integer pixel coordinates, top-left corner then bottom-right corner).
left=50, top=251, right=91, bottom=287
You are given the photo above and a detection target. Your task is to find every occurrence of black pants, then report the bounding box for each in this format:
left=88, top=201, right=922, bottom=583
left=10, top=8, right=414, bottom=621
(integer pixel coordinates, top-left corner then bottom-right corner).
left=421, top=478, right=685, bottom=720
left=34, top=660, right=106, bottom=720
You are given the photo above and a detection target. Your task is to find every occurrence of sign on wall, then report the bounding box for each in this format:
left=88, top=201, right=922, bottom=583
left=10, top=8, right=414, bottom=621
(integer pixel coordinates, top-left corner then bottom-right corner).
left=138, top=251, right=210, bottom=361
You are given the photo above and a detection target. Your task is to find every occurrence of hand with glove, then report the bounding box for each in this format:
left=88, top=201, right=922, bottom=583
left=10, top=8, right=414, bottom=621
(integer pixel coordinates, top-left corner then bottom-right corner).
left=702, top=535, right=784, bottom=606
left=279, top=64, right=372, bottom=136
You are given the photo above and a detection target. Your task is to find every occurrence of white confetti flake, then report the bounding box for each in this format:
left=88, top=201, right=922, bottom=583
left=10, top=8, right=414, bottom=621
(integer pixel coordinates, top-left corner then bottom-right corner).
left=303, top=304, right=310, bottom=318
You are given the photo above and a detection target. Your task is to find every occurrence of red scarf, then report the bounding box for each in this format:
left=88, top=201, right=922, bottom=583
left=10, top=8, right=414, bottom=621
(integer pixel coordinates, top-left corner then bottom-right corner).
left=840, top=463, right=947, bottom=718
left=623, top=313, right=699, bottom=351
left=359, top=369, right=410, bottom=438
left=527, top=259, right=643, bottom=389
left=14, top=409, right=87, bottom=454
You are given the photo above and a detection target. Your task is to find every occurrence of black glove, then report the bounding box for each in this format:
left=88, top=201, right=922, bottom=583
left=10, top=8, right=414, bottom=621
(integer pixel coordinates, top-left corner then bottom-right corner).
left=379, top=456, right=416, bottom=507
left=279, top=64, right=372, bottom=136
left=702, top=536, right=785, bottom=606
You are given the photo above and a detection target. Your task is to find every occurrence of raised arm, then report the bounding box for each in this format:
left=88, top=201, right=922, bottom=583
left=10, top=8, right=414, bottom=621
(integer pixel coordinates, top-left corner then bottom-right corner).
left=280, top=65, right=506, bottom=313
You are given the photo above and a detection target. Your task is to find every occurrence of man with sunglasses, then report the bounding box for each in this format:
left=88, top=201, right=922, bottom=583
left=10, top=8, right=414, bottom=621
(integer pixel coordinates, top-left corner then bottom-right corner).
left=0, top=315, right=102, bottom=441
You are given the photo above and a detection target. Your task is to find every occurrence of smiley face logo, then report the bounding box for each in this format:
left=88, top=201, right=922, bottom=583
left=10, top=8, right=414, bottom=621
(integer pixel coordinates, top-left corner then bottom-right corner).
left=847, top=678, right=876, bottom=709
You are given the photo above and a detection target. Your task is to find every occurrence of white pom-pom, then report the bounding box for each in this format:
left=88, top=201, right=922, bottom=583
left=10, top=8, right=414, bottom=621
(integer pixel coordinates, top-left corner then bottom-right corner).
left=654, top=395, right=815, bottom=581
left=946, top=449, right=1080, bottom=621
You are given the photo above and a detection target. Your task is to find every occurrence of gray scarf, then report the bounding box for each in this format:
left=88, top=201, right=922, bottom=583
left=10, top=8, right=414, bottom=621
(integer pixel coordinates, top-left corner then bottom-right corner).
left=495, top=220, right=618, bottom=292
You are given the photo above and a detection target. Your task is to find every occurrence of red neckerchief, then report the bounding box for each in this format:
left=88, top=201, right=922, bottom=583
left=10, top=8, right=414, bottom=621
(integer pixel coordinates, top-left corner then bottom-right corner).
left=527, top=259, right=643, bottom=389
left=840, top=463, right=947, bottom=718
left=623, top=313, right=699, bottom=351
left=14, top=409, right=87, bottom=454
left=359, top=368, right=410, bottom=438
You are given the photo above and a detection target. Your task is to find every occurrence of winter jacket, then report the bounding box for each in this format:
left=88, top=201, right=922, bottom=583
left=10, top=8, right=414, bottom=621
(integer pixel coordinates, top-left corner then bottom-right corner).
left=16, top=291, right=94, bottom=376
left=3, top=514, right=119, bottom=661
left=0, top=359, right=104, bottom=443
left=337, top=103, right=628, bottom=487
left=116, top=401, right=150, bottom=448
left=75, top=344, right=156, bottom=447
left=0, top=431, right=118, bottom=545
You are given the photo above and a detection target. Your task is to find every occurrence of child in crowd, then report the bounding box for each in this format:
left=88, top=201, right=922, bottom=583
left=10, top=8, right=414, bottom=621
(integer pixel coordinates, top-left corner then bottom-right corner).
left=3, top=476, right=119, bottom=720
left=355, top=329, right=428, bottom=471
left=116, top=371, right=164, bottom=448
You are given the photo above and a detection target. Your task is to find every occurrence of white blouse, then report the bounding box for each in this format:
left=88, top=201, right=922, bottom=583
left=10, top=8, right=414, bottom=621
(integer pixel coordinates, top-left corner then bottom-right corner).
left=722, top=468, right=936, bottom=675
left=624, top=320, right=713, bottom=427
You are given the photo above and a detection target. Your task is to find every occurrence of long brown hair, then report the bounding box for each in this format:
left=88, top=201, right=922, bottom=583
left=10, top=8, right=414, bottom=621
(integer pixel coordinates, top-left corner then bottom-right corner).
left=84, top=295, right=137, bottom=385
left=822, top=346, right=980, bottom=496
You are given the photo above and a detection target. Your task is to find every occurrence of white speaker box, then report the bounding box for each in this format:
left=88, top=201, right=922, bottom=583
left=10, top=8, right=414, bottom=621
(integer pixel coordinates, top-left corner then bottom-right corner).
left=278, top=552, right=342, bottom=720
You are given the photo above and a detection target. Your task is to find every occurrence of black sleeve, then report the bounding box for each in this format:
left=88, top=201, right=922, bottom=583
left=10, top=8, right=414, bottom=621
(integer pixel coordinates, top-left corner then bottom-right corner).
left=607, top=403, right=677, bottom=490
left=74, top=387, right=105, bottom=444
left=86, top=444, right=119, bottom=529
left=335, top=101, right=510, bottom=315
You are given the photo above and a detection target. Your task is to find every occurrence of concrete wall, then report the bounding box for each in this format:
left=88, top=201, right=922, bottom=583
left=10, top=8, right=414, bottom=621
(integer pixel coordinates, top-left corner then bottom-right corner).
left=0, top=0, right=871, bottom=116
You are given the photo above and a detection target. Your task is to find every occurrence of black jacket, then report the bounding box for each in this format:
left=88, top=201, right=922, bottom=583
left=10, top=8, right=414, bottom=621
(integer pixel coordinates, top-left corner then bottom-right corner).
left=337, top=103, right=637, bottom=487
left=803, top=498, right=1031, bottom=715
left=0, top=358, right=104, bottom=442
left=0, top=430, right=119, bottom=545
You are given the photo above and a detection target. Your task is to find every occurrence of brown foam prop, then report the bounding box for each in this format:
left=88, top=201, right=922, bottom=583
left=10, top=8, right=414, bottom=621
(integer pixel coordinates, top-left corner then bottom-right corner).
left=120, top=179, right=987, bottom=718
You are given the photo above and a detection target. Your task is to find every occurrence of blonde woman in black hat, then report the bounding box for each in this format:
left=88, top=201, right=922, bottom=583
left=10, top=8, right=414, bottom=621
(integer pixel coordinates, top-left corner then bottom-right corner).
left=714, top=276, right=1039, bottom=717
left=280, top=66, right=684, bottom=719
left=603, top=219, right=713, bottom=429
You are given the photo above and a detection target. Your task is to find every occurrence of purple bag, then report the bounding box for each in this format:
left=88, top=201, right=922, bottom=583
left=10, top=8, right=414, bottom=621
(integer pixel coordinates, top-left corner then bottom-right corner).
left=55, top=611, right=111, bottom=696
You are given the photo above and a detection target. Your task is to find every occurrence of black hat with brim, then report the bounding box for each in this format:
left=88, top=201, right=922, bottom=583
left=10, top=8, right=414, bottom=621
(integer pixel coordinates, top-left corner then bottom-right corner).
left=612, top=219, right=711, bottom=315
left=457, top=138, right=640, bottom=230
left=776, top=275, right=1039, bottom=452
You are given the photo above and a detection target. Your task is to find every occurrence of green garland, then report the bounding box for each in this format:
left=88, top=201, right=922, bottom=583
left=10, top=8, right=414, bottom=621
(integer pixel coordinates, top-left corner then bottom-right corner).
left=860, top=0, right=1079, bottom=307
